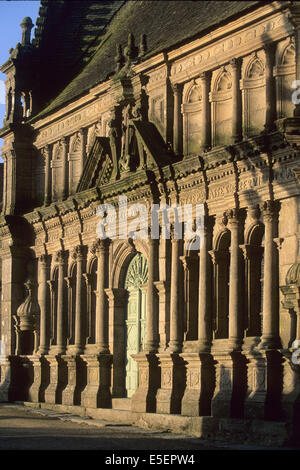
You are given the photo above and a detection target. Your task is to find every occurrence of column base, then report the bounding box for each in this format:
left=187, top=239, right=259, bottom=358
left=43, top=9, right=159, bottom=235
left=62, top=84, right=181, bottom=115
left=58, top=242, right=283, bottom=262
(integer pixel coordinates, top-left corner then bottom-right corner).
left=211, top=351, right=247, bottom=418
left=131, top=352, right=160, bottom=413
left=81, top=354, right=112, bottom=409
left=61, top=355, right=86, bottom=406
left=156, top=352, right=185, bottom=415
left=244, top=349, right=283, bottom=420
left=257, top=336, right=281, bottom=350
left=180, top=352, right=215, bottom=416
left=27, top=355, right=49, bottom=403
left=44, top=355, right=67, bottom=404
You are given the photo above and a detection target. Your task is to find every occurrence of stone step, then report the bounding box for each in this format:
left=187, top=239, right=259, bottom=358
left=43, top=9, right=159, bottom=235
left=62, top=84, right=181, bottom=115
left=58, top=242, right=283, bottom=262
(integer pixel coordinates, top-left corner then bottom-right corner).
left=112, top=398, right=132, bottom=410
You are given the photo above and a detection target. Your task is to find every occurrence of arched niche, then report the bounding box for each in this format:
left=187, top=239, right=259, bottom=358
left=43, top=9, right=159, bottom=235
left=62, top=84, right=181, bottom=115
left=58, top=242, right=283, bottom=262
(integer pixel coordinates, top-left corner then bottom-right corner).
left=210, top=68, right=232, bottom=147
left=182, top=79, right=203, bottom=156
left=51, top=141, right=65, bottom=201
left=274, top=38, right=296, bottom=119
left=68, top=133, right=83, bottom=195
left=240, top=51, right=265, bottom=138
left=211, top=229, right=231, bottom=339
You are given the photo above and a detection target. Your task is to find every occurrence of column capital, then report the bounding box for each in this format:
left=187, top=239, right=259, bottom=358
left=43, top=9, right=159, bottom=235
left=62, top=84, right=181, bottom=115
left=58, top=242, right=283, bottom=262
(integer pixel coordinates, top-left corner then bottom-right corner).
left=229, top=57, right=241, bottom=69
left=263, top=42, right=276, bottom=55
left=40, top=253, right=50, bottom=265
left=171, top=82, right=183, bottom=94
left=90, top=238, right=110, bottom=256
left=226, top=208, right=242, bottom=226
left=55, top=250, right=67, bottom=265
left=199, top=71, right=210, bottom=81
left=42, top=144, right=50, bottom=156
left=72, top=244, right=86, bottom=261
left=259, top=200, right=279, bottom=221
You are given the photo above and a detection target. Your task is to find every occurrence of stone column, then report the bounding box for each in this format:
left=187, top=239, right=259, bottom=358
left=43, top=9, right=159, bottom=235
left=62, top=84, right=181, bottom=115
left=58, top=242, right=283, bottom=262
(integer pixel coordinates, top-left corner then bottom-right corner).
left=94, top=239, right=110, bottom=353
left=55, top=250, right=66, bottom=354
left=38, top=254, right=50, bottom=355
left=154, top=280, right=171, bottom=351
left=156, top=230, right=185, bottom=415
left=43, top=145, right=51, bottom=206
left=81, top=240, right=112, bottom=409
left=199, top=72, right=210, bottom=149
left=172, top=83, right=183, bottom=155
left=230, top=58, right=242, bottom=142
left=259, top=200, right=280, bottom=349
left=169, top=235, right=183, bottom=352
left=198, top=216, right=212, bottom=351
left=264, top=44, right=276, bottom=131
left=131, top=238, right=160, bottom=413
left=73, top=245, right=85, bottom=354
left=145, top=238, right=159, bottom=351
left=181, top=215, right=215, bottom=416
left=227, top=209, right=243, bottom=351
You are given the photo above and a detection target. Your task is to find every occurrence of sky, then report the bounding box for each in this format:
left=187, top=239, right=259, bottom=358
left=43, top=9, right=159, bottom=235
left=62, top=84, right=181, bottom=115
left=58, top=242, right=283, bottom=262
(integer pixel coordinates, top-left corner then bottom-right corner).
left=0, top=0, right=40, bottom=152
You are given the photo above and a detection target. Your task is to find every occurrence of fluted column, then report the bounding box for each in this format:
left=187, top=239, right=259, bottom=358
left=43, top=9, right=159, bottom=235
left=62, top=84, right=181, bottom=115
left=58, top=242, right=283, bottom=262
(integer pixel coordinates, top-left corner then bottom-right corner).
left=199, top=72, right=210, bottom=149
left=264, top=44, right=276, bottom=131
left=145, top=238, right=159, bottom=352
left=38, top=254, right=50, bottom=354
left=172, top=83, right=183, bottom=155
left=55, top=250, right=66, bottom=354
left=73, top=245, right=85, bottom=354
left=259, top=200, right=280, bottom=349
left=198, top=215, right=212, bottom=351
left=168, top=231, right=183, bottom=352
left=227, top=209, right=243, bottom=350
left=230, top=58, right=242, bottom=142
left=43, top=145, right=51, bottom=206
left=93, top=239, right=110, bottom=353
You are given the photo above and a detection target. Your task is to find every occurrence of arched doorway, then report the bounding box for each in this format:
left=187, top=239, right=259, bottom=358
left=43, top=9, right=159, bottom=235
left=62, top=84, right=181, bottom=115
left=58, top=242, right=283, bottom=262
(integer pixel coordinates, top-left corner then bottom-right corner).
left=124, top=253, right=148, bottom=397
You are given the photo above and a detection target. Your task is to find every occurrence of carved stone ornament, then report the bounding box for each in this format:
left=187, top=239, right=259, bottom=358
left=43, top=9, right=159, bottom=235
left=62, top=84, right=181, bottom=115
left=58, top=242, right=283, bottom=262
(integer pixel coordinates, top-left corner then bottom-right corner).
left=16, top=280, right=40, bottom=331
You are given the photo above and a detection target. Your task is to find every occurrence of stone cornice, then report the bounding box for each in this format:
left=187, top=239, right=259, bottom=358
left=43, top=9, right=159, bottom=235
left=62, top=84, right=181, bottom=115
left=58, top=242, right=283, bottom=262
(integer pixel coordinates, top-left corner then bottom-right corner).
left=169, top=2, right=289, bottom=61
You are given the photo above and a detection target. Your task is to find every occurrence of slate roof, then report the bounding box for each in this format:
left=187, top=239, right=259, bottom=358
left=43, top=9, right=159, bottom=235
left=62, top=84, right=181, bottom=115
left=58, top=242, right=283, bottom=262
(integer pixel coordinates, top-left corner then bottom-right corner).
left=31, top=0, right=261, bottom=121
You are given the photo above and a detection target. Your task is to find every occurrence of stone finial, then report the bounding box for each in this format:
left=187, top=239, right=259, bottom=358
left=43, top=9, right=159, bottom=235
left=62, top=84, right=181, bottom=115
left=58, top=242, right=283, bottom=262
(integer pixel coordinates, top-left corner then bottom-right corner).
left=20, top=17, right=34, bottom=46
left=115, top=44, right=125, bottom=72
left=139, top=34, right=147, bottom=57
left=124, top=33, right=138, bottom=64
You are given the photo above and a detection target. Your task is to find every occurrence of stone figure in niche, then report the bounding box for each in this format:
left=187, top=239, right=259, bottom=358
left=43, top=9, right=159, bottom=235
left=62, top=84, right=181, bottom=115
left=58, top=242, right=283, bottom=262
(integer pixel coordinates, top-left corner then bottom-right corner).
left=119, top=103, right=138, bottom=175
left=108, top=111, right=120, bottom=181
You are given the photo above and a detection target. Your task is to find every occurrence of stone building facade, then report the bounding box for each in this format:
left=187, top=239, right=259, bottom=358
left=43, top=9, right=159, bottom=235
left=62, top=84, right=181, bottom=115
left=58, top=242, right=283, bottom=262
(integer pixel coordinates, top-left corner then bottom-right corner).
left=1, top=0, right=300, bottom=443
